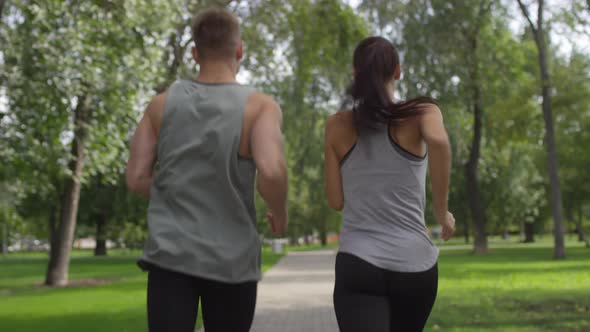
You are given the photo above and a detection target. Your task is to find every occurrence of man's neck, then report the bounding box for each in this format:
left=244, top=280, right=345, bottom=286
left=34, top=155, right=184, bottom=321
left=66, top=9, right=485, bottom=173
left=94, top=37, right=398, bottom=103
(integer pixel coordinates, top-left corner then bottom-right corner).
left=196, top=60, right=237, bottom=84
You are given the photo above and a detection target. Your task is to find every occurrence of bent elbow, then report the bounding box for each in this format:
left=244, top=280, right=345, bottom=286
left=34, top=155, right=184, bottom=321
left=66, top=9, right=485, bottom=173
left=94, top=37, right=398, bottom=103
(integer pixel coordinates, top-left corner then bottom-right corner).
left=257, top=160, right=287, bottom=183
left=125, top=171, right=140, bottom=194
left=328, top=199, right=344, bottom=211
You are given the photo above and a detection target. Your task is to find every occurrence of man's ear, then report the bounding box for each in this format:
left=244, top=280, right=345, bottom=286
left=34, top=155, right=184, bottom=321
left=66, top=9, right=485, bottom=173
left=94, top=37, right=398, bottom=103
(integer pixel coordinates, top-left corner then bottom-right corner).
left=192, top=47, right=200, bottom=65
left=394, top=64, right=401, bottom=80
left=236, top=40, right=243, bottom=61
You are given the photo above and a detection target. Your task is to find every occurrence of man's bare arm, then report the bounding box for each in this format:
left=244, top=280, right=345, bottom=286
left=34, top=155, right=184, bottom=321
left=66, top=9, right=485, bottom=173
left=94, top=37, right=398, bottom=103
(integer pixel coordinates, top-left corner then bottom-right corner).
left=250, top=94, right=288, bottom=235
left=126, top=93, right=166, bottom=199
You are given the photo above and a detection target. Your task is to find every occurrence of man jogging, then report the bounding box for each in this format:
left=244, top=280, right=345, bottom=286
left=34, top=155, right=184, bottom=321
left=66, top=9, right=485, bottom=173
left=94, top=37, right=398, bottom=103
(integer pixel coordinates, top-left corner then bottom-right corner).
left=126, top=7, right=288, bottom=332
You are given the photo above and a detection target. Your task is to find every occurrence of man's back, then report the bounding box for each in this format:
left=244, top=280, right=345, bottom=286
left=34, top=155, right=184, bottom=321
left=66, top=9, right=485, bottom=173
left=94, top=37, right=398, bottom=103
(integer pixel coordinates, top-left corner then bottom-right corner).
left=125, top=7, right=288, bottom=332
left=140, top=79, right=260, bottom=283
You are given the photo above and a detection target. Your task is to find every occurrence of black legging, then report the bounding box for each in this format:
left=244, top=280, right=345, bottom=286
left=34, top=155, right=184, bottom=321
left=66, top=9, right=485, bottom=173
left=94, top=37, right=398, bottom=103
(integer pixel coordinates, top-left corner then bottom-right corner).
left=146, top=263, right=257, bottom=332
left=333, top=252, right=438, bottom=332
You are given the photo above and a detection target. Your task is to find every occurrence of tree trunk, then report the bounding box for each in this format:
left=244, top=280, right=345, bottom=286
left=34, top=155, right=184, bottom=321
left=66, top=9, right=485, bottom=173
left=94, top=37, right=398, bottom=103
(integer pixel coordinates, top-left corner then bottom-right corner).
left=463, top=217, right=470, bottom=244
left=94, top=211, right=108, bottom=256
left=465, top=34, right=488, bottom=255
left=536, top=5, right=566, bottom=260
left=577, top=205, right=589, bottom=248
left=518, top=0, right=566, bottom=260
left=155, top=17, right=190, bottom=93
left=575, top=222, right=589, bottom=248
left=46, top=205, right=59, bottom=273
left=1, top=216, right=7, bottom=255
left=45, top=95, right=92, bottom=286
left=466, top=163, right=487, bottom=254
left=0, top=0, right=5, bottom=21
left=565, top=204, right=583, bottom=242
left=524, top=222, right=535, bottom=243
left=319, top=220, right=327, bottom=247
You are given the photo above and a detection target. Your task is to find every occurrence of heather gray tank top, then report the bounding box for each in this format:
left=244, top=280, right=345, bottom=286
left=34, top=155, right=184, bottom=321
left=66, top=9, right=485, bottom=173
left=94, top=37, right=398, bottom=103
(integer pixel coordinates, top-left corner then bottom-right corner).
left=140, top=79, right=260, bottom=283
left=338, top=123, right=439, bottom=272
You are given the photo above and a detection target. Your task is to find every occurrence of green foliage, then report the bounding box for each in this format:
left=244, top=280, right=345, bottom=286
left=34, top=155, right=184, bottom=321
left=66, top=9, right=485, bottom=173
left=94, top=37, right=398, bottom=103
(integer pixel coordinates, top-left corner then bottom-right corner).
left=1, top=0, right=175, bottom=248
left=553, top=51, right=590, bottom=216
left=249, top=0, right=368, bottom=241
left=1, top=0, right=589, bottom=250
left=118, top=222, right=148, bottom=250
left=359, top=0, right=590, bottom=241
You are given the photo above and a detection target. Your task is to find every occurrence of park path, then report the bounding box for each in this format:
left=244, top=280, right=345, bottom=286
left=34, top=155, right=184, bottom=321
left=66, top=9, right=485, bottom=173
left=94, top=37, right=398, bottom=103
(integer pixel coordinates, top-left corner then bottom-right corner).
left=249, top=250, right=339, bottom=332
left=197, top=249, right=339, bottom=332
left=196, top=245, right=480, bottom=332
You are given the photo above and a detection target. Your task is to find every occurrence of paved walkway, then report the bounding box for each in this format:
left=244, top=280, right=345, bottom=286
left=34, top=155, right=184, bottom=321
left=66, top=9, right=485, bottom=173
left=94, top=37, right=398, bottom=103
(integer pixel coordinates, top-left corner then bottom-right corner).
left=249, top=250, right=339, bottom=332
left=198, top=249, right=339, bottom=332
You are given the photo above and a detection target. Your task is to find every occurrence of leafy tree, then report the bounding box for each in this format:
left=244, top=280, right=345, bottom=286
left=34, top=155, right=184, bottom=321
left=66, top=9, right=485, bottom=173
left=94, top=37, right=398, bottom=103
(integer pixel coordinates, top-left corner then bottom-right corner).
left=264, top=0, right=367, bottom=245
left=3, top=0, right=174, bottom=285
left=517, top=0, right=567, bottom=259
left=552, top=51, right=590, bottom=247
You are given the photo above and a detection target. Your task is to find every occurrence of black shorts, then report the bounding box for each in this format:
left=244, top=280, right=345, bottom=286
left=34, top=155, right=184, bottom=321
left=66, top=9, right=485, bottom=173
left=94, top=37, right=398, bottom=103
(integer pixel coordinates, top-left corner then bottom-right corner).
left=333, top=252, right=438, bottom=332
left=144, top=262, right=257, bottom=332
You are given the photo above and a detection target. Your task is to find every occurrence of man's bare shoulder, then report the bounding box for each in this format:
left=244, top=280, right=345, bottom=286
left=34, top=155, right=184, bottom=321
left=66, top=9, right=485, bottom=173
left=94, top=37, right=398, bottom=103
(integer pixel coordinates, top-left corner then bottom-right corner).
left=143, top=91, right=168, bottom=136
left=246, top=91, right=280, bottom=114
left=146, top=91, right=168, bottom=118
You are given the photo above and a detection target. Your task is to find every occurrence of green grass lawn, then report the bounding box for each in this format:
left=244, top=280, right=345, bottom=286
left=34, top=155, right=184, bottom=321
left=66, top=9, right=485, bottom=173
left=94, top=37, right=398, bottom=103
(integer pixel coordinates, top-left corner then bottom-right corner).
left=426, top=242, right=590, bottom=332
left=1, top=240, right=588, bottom=332
left=286, top=237, right=590, bottom=331
left=0, top=248, right=283, bottom=332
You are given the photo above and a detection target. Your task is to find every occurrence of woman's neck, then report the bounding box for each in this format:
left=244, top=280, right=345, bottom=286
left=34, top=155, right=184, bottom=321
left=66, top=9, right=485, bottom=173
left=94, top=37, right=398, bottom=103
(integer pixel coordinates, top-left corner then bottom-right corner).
left=385, top=80, right=396, bottom=101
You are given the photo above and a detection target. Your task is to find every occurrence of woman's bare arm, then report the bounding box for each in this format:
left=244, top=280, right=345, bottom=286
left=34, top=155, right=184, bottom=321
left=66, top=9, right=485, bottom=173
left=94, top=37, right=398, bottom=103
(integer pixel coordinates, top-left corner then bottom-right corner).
left=420, top=105, right=455, bottom=240
left=324, top=115, right=345, bottom=211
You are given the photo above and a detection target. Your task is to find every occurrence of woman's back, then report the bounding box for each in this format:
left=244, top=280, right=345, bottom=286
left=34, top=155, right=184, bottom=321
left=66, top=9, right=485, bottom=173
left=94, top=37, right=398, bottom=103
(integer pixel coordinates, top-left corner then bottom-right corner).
left=332, top=111, right=438, bottom=272
left=325, top=36, right=453, bottom=332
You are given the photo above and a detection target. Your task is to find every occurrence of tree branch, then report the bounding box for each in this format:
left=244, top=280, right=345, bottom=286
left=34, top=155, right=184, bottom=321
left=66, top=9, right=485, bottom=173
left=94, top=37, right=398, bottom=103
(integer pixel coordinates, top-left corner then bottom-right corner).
left=537, top=0, right=544, bottom=31
left=0, top=0, right=5, bottom=21
left=478, top=0, right=493, bottom=19
left=516, top=0, right=538, bottom=36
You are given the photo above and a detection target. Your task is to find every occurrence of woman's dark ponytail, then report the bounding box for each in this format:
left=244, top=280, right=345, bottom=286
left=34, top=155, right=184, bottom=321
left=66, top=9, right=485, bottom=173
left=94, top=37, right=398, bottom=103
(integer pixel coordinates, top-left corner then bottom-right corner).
left=349, top=37, right=438, bottom=129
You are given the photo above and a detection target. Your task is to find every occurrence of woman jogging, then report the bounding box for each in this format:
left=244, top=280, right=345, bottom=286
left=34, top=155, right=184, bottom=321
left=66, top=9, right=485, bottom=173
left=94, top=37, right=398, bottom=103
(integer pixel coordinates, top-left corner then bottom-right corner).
left=324, top=36, right=455, bottom=332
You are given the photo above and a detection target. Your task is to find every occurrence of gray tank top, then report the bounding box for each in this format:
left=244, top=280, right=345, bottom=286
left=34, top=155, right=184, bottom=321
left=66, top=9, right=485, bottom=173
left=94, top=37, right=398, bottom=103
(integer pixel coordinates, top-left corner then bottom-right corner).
left=140, top=79, right=260, bottom=283
left=338, top=123, right=439, bottom=272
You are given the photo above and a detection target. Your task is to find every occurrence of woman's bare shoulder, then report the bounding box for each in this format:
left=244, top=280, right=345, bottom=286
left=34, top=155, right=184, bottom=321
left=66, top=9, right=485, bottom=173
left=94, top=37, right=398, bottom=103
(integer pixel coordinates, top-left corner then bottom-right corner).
left=326, top=110, right=356, bottom=146
left=327, top=110, right=354, bottom=129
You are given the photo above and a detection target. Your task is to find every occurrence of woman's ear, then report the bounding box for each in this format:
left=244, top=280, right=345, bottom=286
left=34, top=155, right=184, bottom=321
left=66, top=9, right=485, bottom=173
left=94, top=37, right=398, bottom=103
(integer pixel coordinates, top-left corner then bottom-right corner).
left=394, top=64, right=401, bottom=80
